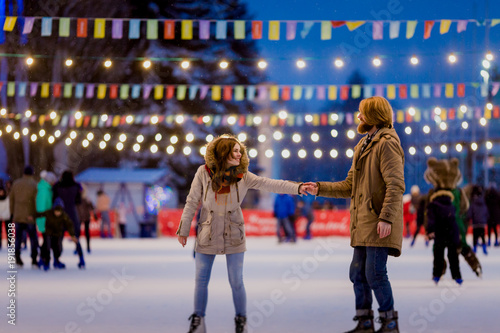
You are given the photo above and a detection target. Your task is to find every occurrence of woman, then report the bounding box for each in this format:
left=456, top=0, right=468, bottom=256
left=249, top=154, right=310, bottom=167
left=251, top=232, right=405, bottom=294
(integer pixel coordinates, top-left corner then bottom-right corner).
left=177, top=134, right=306, bottom=333
left=77, top=185, right=95, bottom=253
left=36, top=171, right=57, bottom=269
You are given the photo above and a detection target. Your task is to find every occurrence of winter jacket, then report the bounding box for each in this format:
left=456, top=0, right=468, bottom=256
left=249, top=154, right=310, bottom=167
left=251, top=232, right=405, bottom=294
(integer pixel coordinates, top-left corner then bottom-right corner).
left=426, top=191, right=460, bottom=247
left=9, top=176, right=38, bottom=223
left=274, top=194, right=295, bottom=219
left=36, top=210, right=75, bottom=238
left=53, top=181, right=82, bottom=225
left=96, top=194, right=111, bottom=212
left=36, top=179, right=53, bottom=233
left=316, top=127, right=405, bottom=257
left=0, top=196, right=10, bottom=220
left=468, top=195, right=489, bottom=228
left=485, top=187, right=500, bottom=226
left=177, top=137, right=302, bottom=255
left=77, top=198, right=94, bottom=222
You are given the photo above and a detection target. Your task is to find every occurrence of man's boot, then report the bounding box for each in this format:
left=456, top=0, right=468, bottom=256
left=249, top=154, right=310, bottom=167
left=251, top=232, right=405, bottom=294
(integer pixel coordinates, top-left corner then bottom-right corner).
left=345, top=309, right=374, bottom=333
left=375, top=310, right=399, bottom=333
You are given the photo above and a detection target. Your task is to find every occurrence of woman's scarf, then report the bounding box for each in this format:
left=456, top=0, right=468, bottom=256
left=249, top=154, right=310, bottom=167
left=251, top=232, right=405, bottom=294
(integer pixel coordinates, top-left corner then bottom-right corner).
left=205, top=165, right=243, bottom=194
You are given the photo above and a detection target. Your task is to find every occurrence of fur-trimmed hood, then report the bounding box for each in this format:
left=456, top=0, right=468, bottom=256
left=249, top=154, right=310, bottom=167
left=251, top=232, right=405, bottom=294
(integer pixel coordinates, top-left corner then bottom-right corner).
left=424, top=157, right=462, bottom=189
left=204, top=135, right=250, bottom=174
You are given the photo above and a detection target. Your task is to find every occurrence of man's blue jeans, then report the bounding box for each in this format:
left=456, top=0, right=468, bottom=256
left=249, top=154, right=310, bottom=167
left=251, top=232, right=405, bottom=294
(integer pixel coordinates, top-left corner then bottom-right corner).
left=349, top=246, right=394, bottom=312
left=194, top=252, right=246, bottom=317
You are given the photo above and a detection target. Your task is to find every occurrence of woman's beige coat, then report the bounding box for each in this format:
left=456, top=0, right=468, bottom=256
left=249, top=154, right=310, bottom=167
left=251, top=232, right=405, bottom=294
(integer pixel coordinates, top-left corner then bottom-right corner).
left=317, top=127, right=405, bottom=257
left=177, top=137, right=301, bottom=255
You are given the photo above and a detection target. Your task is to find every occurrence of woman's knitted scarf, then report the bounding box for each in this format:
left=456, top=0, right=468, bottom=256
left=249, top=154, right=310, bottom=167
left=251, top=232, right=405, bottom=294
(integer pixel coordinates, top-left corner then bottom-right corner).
left=205, top=165, right=243, bottom=194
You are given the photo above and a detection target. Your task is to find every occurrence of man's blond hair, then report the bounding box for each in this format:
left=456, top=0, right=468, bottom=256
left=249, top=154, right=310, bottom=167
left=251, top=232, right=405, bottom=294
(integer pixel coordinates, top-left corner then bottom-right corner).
left=359, top=96, right=394, bottom=129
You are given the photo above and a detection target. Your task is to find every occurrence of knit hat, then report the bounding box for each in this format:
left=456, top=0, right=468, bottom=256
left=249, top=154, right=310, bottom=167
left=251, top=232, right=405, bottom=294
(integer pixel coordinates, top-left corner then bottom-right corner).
left=53, top=197, right=65, bottom=210
left=24, top=165, right=34, bottom=175
left=40, top=170, right=58, bottom=185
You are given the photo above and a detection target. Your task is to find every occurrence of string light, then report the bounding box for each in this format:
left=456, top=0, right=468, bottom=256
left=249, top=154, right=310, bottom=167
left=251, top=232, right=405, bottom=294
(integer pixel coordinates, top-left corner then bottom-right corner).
left=334, top=58, right=344, bottom=68
left=150, top=144, right=158, bottom=153
left=311, top=133, right=319, bottom=142
left=99, top=141, right=106, bottom=149
left=86, top=132, right=94, bottom=141
left=143, top=60, right=152, bottom=69
left=166, top=145, right=174, bottom=154
left=30, top=134, right=37, bottom=142
left=65, top=59, right=73, bottom=67
left=305, top=114, right=313, bottom=123
left=408, top=107, right=416, bottom=116
left=292, top=133, right=301, bottom=143
left=314, top=149, right=322, bottom=159
left=133, top=143, right=141, bottom=152
left=175, top=115, right=184, bottom=124
left=101, top=114, right=108, bottom=121
left=440, top=144, right=448, bottom=153
left=13, top=132, right=20, bottom=140
left=0, top=108, right=6, bottom=116
left=486, top=141, right=493, bottom=150
left=372, top=57, right=382, bottom=67
left=273, top=131, right=283, bottom=140
left=186, top=133, right=195, bottom=142
left=257, top=60, right=267, bottom=69
left=461, top=121, right=469, bottom=129
left=330, top=149, right=338, bottom=158
left=409, top=147, right=416, bottom=155
left=25, top=110, right=32, bottom=118
left=296, top=59, right=306, bottom=69
left=6, top=125, right=12, bottom=133
left=219, top=60, right=229, bottom=69
left=471, top=142, right=478, bottom=151
left=48, top=136, right=55, bottom=144
left=448, top=53, right=457, bottom=63
left=55, top=130, right=62, bottom=138
left=258, top=134, right=266, bottom=143
left=424, top=146, right=432, bottom=154
left=26, top=57, right=34, bottom=66
left=480, top=117, right=487, bottom=126
left=104, top=59, right=112, bottom=68
left=126, top=115, right=134, bottom=124
left=150, top=116, right=159, bottom=125
left=459, top=105, right=467, bottom=113
left=65, top=138, right=72, bottom=146
left=405, top=127, right=412, bottom=135
left=331, top=129, right=338, bottom=137
left=104, top=133, right=111, bottom=141
left=227, top=116, right=236, bottom=125
left=253, top=116, right=262, bottom=125
left=439, top=122, right=447, bottom=131
left=265, top=149, right=274, bottom=158
left=119, top=134, right=127, bottom=142
left=237, top=133, right=247, bottom=142
left=456, top=143, right=463, bottom=152
left=70, top=131, right=77, bottom=139
left=249, top=148, right=258, bottom=158
left=486, top=51, right=494, bottom=61
left=206, top=134, right=214, bottom=142
left=50, top=111, right=57, bottom=119
left=116, top=142, right=124, bottom=151
left=482, top=60, right=491, bottom=69
left=347, top=130, right=356, bottom=139
left=486, top=103, right=493, bottom=110
left=410, top=55, right=419, bottom=65
left=39, top=129, right=46, bottom=137
left=423, top=125, right=430, bottom=134
left=75, top=111, right=82, bottom=120
left=82, top=139, right=89, bottom=148
left=281, top=149, right=291, bottom=159
left=298, top=149, right=307, bottom=158
left=278, top=110, right=288, bottom=119
left=202, top=115, right=211, bottom=123
left=170, top=135, right=178, bottom=144
left=181, top=60, right=190, bottom=69
left=434, top=107, right=442, bottom=115
left=155, top=133, right=162, bottom=141
left=137, top=135, right=144, bottom=143
left=346, top=149, right=354, bottom=158
left=22, top=128, right=29, bottom=136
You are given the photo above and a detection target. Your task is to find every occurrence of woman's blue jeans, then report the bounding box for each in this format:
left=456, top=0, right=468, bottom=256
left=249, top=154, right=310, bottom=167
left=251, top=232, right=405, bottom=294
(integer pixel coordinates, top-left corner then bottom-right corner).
left=349, top=246, right=394, bottom=312
left=194, top=252, right=246, bottom=317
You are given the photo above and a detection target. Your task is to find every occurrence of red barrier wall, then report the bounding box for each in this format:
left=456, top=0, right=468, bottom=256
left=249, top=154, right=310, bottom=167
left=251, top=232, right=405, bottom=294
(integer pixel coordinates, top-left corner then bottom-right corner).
left=157, top=209, right=351, bottom=237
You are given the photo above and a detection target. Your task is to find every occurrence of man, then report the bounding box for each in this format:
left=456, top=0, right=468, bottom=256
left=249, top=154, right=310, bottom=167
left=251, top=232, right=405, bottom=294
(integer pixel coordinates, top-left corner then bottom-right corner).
left=10, top=166, right=39, bottom=267
left=304, top=96, right=404, bottom=333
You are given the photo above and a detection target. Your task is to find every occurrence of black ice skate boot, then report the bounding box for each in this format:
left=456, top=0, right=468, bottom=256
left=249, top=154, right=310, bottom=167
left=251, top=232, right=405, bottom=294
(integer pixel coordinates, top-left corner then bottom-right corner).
left=345, top=309, right=374, bottom=333
left=375, top=310, right=399, bottom=333
left=235, top=315, right=247, bottom=333
left=187, top=314, right=206, bottom=333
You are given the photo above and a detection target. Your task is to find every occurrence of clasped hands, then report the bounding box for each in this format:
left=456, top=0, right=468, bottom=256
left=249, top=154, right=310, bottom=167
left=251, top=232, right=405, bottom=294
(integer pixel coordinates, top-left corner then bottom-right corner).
left=299, top=182, right=319, bottom=196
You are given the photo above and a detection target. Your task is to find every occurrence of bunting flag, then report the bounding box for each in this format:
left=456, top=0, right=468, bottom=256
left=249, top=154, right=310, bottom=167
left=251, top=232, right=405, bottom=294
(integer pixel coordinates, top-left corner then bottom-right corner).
left=1, top=80, right=498, bottom=101
left=2, top=16, right=497, bottom=41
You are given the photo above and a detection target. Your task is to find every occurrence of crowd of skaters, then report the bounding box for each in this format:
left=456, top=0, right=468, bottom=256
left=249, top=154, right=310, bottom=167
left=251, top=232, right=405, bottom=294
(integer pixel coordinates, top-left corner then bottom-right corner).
left=0, top=166, right=128, bottom=270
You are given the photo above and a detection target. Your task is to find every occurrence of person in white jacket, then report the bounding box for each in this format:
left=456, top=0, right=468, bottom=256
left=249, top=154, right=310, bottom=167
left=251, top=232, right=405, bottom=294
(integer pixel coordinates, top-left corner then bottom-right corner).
left=177, top=134, right=307, bottom=333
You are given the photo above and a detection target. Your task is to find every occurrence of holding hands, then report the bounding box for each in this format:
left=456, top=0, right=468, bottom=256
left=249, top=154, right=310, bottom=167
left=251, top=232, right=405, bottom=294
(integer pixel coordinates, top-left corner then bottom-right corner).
left=301, top=182, right=318, bottom=196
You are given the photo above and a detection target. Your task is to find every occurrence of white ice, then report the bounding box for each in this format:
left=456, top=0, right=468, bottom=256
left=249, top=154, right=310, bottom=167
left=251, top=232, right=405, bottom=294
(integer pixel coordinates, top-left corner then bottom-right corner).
left=1, top=236, right=498, bottom=333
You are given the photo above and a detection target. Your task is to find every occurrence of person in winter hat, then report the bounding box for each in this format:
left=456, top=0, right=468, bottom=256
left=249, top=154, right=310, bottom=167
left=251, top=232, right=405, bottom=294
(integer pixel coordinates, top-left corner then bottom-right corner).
left=177, top=134, right=307, bottom=333
left=36, top=198, right=84, bottom=270
left=303, top=97, right=404, bottom=333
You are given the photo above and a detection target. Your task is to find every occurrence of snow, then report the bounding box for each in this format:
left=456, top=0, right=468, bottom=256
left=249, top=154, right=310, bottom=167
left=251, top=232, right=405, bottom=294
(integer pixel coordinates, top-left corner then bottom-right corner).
left=1, top=236, right=499, bottom=333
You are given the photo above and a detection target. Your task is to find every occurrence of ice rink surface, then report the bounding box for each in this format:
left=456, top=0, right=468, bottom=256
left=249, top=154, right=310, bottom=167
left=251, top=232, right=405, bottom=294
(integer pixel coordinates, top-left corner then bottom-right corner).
left=1, top=236, right=498, bottom=333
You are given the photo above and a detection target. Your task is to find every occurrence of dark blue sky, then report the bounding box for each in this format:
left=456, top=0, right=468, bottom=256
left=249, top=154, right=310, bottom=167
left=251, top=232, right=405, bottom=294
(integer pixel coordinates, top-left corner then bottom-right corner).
left=243, top=0, right=500, bottom=110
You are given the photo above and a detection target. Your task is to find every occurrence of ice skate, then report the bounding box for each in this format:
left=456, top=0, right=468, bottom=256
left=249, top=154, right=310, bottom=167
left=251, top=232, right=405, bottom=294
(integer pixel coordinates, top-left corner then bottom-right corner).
left=345, top=310, right=374, bottom=333
left=375, top=310, right=399, bottom=333
left=235, top=315, right=247, bottom=333
left=432, top=276, right=440, bottom=285
left=187, top=314, right=206, bottom=333
left=462, top=247, right=483, bottom=278
left=54, top=261, right=66, bottom=269
left=455, top=278, right=463, bottom=285
left=78, top=259, right=86, bottom=269
left=482, top=244, right=488, bottom=255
